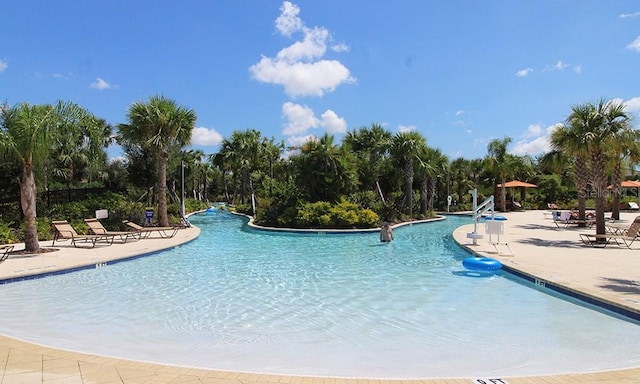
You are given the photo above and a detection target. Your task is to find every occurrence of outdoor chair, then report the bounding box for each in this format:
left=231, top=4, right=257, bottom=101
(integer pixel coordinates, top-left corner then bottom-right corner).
left=51, top=220, right=115, bottom=248
left=122, top=220, right=179, bottom=239
left=84, top=218, right=141, bottom=243
left=0, top=245, right=14, bottom=264
left=553, top=210, right=595, bottom=228
left=580, top=216, right=640, bottom=248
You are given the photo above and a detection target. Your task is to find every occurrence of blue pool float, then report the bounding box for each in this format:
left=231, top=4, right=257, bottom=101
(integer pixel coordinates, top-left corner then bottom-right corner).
left=462, top=257, right=502, bottom=271
left=484, top=215, right=507, bottom=221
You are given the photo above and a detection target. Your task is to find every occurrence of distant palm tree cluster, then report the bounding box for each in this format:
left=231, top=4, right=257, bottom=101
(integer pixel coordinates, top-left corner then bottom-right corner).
left=1, top=97, right=636, bottom=251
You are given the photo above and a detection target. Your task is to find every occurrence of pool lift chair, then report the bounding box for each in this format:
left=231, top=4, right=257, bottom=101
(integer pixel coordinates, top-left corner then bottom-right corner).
left=467, top=189, right=513, bottom=255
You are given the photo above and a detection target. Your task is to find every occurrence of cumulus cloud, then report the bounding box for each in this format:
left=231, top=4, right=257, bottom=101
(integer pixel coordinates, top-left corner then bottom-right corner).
left=516, top=68, right=533, bottom=77
left=0, top=59, right=7, bottom=73
left=511, top=123, right=562, bottom=156
left=275, top=1, right=303, bottom=36
left=89, top=78, right=112, bottom=90
left=626, top=36, right=640, bottom=52
left=250, top=1, right=355, bottom=97
left=282, top=102, right=319, bottom=135
left=191, top=127, right=223, bottom=146
left=281, top=102, right=347, bottom=136
left=320, top=109, right=347, bottom=133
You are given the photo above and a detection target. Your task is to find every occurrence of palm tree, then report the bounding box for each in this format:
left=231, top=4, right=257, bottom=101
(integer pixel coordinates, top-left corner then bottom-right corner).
left=606, top=128, right=640, bottom=220
left=567, top=99, right=631, bottom=236
left=343, top=123, right=392, bottom=202
left=549, top=125, right=589, bottom=222
left=485, top=137, right=513, bottom=212
left=293, top=133, right=357, bottom=202
left=119, top=95, right=196, bottom=227
left=0, top=101, right=97, bottom=252
left=391, top=131, right=427, bottom=216
left=415, top=146, right=448, bottom=213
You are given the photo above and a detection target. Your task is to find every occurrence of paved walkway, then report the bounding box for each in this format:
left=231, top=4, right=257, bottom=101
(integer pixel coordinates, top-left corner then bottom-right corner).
left=0, top=212, right=637, bottom=384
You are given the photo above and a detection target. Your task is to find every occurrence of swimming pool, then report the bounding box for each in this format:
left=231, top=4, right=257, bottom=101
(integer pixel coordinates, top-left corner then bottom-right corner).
left=0, top=212, right=638, bottom=378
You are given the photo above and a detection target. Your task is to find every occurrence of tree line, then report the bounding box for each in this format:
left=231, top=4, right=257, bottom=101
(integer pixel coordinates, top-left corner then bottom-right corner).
left=1, top=96, right=637, bottom=252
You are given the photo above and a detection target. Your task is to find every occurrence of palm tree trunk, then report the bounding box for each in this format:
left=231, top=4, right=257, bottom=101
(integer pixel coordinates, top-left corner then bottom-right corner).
left=591, top=149, right=608, bottom=236
left=501, top=181, right=507, bottom=212
left=574, top=155, right=588, bottom=225
left=157, top=151, right=170, bottom=227
left=419, top=179, right=428, bottom=215
left=611, top=163, right=622, bottom=221
left=20, top=163, right=40, bottom=252
left=404, top=159, right=413, bottom=216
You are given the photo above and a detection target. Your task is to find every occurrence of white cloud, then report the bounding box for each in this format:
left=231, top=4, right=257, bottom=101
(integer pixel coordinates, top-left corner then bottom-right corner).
left=250, top=1, right=355, bottom=97
left=623, top=97, right=640, bottom=113
left=277, top=26, right=328, bottom=62
left=523, top=124, right=542, bottom=138
left=89, top=78, right=112, bottom=90
left=511, top=123, right=562, bottom=156
left=626, top=36, right=640, bottom=52
left=320, top=109, right=347, bottom=133
left=516, top=68, right=533, bottom=77
left=398, top=124, right=416, bottom=133
left=191, top=126, right=223, bottom=146
left=455, top=110, right=465, bottom=116
left=287, top=134, right=317, bottom=148
left=553, top=60, right=568, bottom=70
left=275, top=1, right=303, bottom=36
left=282, top=102, right=319, bottom=135
left=573, top=65, right=582, bottom=74
left=0, top=59, right=7, bottom=73
left=619, top=11, right=640, bottom=18
left=281, top=102, right=347, bottom=136
left=331, top=43, right=350, bottom=52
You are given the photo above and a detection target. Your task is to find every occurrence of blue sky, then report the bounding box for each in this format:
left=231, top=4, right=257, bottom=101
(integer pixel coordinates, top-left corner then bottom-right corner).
left=2, top=1, right=639, bottom=161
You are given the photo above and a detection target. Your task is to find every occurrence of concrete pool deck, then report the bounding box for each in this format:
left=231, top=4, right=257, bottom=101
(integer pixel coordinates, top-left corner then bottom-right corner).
left=0, top=211, right=638, bottom=383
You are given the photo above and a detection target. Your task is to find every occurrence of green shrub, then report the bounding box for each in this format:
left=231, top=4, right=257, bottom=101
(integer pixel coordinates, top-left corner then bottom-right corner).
left=15, top=218, right=55, bottom=242
left=294, top=200, right=379, bottom=229
left=0, top=222, right=18, bottom=244
left=357, top=208, right=380, bottom=227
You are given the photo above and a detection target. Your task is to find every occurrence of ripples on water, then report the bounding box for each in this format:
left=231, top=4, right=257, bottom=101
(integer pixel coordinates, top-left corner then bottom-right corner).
left=0, top=211, right=638, bottom=378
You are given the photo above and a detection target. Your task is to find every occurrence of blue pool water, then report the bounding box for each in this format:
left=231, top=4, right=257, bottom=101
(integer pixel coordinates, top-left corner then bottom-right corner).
left=0, top=212, right=638, bottom=378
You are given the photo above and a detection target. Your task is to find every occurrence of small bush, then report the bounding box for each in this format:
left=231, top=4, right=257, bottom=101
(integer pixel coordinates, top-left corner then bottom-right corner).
left=0, top=222, right=18, bottom=244
left=295, top=200, right=379, bottom=229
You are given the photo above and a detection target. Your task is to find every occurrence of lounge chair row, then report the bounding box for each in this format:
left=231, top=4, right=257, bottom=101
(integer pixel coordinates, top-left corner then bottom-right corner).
left=580, top=216, right=640, bottom=248
left=51, top=219, right=179, bottom=248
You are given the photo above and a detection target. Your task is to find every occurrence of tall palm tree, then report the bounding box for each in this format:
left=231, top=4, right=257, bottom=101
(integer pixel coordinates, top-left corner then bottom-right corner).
left=607, top=128, right=640, bottom=220
left=391, top=131, right=427, bottom=216
left=293, top=133, right=357, bottom=202
left=119, top=95, right=196, bottom=227
left=567, top=99, right=630, bottom=236
left=485, top=137, right=513, bottom=212
left=415, top=146, right=448, bottom=213
left=343, top=123, right=392, bottom=202
left=0, top=101, right=96, bottom=252
left=550, top=125, right=589, bottom=222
